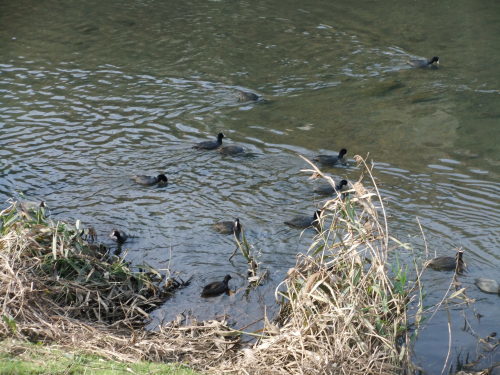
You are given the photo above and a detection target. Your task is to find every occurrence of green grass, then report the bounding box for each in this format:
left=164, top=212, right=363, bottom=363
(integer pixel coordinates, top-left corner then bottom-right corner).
left=0, top=340, right=202, bottom=375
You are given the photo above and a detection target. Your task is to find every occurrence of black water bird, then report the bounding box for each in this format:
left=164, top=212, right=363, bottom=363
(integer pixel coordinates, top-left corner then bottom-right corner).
left=313, top=148, right=347, bottom=166
left=426, top=250, right=465, bottom=273
left=314, top=179, right=348, bottom=196
left=284, top=210, right=322, bottom=229
left=109, top=229, right=128, bottom=244
left=132, top=174, right=168, bottom=186
left=213, top=218, right=242, bottom=238
left=408, top=56, right=439, bottom=68
left=201, top=274, right=232, bottom=297
left=193, top=133, right=224, bottom=150
left=237, top=91, right=259, bottom=102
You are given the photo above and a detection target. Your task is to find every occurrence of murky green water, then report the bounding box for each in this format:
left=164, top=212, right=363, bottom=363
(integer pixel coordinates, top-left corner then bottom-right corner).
left=1, top=0, right=499, bottom=372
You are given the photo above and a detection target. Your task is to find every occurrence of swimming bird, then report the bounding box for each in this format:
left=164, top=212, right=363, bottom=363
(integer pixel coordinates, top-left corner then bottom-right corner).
left=219, top=145, right=245, bottom=156
left=284, top=210, right=322, bottom=229
left=132, top=174, right=168, bottom=186
left=313, top=148, right=347, bottom=166
left=408, top=56, right=439, bottom=68
left=237, top=91, right=259, bottom=102
left=201, top=274, right=232, bottom=297
left=426, top=250, right=465, bottom=273
left=314, top=179, right=348, bottom=196
left=109, top=229, right=128, bottom=244
left=213, top=218, right=242, bottom=238
left=193, top=133, right=224, bottom=150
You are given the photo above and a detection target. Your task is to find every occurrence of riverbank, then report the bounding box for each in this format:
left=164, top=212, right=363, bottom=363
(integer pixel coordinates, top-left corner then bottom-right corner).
left=0, top=157, right=473, bottom=374
left=0, top=339, right=200, bottom=375
left=0, top=198, right=238, bottom=372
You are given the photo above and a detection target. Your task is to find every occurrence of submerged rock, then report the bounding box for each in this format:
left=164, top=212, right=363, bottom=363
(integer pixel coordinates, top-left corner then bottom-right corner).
left=219, top=145, right=245, bottom=156
left=474, top=278, right=499, bottom=294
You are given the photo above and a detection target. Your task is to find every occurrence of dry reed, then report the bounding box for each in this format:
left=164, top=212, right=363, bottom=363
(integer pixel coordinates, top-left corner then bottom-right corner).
left=0, top=200, right=239, bottom=368
left=220, top=155, right=418, bottom=374
left=0, top=156, right=425, bottom=374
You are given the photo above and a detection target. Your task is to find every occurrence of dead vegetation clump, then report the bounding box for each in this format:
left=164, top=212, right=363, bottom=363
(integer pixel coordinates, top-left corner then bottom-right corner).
left=0, top=200, right=179, bottom=328
left=0, top=200, right=239, bottom=366
left=224, top=156, right=417, bottom=375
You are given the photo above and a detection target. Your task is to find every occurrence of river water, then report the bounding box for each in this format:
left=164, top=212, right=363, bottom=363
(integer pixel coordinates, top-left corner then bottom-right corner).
left=1, top=0, right=499, bottom=372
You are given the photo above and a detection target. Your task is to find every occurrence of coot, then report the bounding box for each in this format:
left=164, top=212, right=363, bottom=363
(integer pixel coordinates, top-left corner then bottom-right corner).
left=314, top=179, right=348, bottom=196
left=285, top=210, right=322, bottom=229
left=427, top=250, right=465, bottom=273
left=408, top=56, right=439, bottom=68
left=201, top=274, right=232, bottom=297
left=132, top=174, right=168, bottom=186
left=109, top=229, right=128, bottom=244
left=313, top=148, right=347, bottom=166
left=213, top=218, right=242, bottom=239
left=193, top=133, right=224, bottom=150
left=237, top=91, right=259, bottom=102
